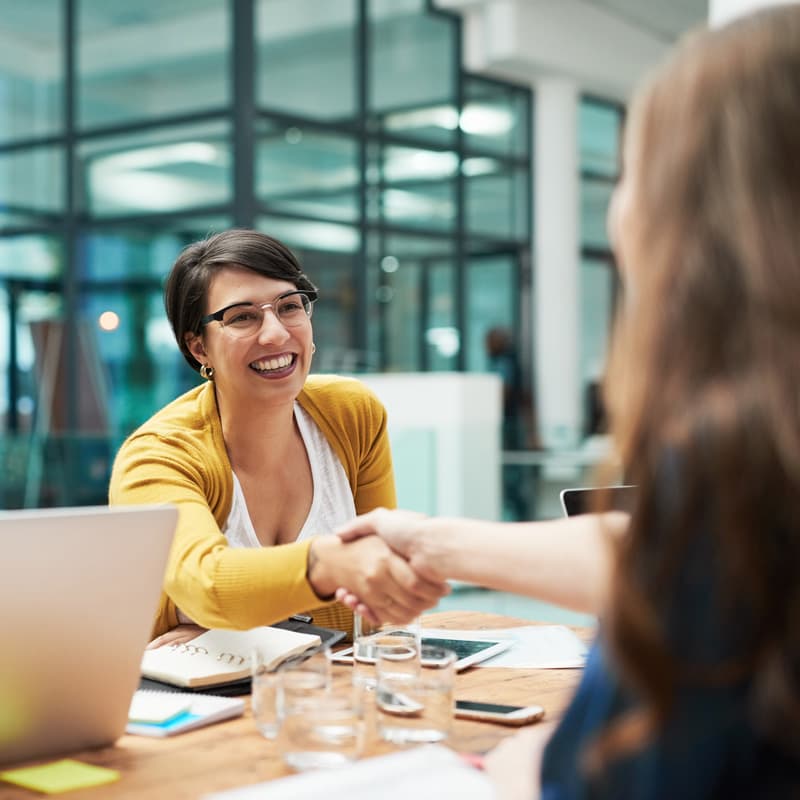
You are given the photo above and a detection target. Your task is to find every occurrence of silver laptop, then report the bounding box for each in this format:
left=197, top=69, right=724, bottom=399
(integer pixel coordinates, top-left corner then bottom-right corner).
left=0, top=504, right=177, bottom=766
left=560, top=485, right=636, bottom=517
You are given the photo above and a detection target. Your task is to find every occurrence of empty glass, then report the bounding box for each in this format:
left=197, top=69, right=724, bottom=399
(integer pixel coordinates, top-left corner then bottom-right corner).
left=276, top=662, right=364, bottom=771
left=352, top=614, right=420, bottom=691
left=252, top=644, right=332, bottom=742
left=376, top=645, right=456, bottom=745
left=252, top=667, right=280, bottom=739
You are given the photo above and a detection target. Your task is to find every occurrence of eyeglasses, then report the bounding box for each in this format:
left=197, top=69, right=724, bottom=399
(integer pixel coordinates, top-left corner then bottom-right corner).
left=200, top=290, right=317, bottom=338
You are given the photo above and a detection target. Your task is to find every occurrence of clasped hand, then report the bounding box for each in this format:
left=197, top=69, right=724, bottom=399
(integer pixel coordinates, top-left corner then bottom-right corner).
left=308, top=527, right=448, bottom=624
left=332, top=508, right=439, bottom=622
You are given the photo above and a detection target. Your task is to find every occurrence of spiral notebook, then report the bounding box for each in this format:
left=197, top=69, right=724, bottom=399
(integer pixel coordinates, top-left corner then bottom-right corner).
left=127, top=690, right=244, bottom=737
left=141, top=625, right=322, bottom=689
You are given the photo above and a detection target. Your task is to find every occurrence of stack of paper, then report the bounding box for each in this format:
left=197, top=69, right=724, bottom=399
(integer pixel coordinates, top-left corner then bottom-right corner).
left=421, top=625, right=589, bottom=668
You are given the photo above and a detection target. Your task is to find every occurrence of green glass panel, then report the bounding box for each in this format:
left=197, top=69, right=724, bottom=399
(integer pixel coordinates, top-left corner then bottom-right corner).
left=79, top=221, right=229, bottom=281
left=579, top=99, right=622, bottom=177
left=257, top=0, right=357, bottom=121
left=465, top=165, right=529, bottom=241
left=464, top=77, right=530, bottom=159
left=80, top=287, right=192, bottom=439
left=580, top=257, right=616, bottom=386
left=0, top=147, right=64, bottom=229
left=77, top=122, right=231, bottom=218
left=580, top=177, right=614, bottom=249
left=0, top=3, right=62, bottom=141
left=370, top=0, right=455, bottom=115
left=465, top=256, right=515, bottom=372
left=0, top=234, right=62, bottom=279
left=78, top=0, right=229, bottom=129
left=257, top=121, right=359, bottom=222
left=370, top=144, right=457, bottom=232
left=427, top=261, right=457, bottom=371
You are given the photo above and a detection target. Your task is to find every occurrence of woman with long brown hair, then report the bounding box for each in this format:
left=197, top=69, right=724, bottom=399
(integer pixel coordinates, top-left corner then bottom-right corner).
left=337, top=5, right=800, bottom=796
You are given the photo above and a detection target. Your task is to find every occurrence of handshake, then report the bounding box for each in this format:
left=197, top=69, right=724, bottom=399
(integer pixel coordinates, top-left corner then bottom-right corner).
left=307, top=509, right=446, bottom=626
left=310, top=506, right=619, bottom=628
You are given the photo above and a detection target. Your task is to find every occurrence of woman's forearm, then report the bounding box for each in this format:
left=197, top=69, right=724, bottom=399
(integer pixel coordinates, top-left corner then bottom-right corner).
left=413, top=513, right=625, bottom=615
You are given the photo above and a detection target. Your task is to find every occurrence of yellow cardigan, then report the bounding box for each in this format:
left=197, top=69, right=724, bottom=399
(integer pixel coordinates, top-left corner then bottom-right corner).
left=108, top=374, right=396, bottom=638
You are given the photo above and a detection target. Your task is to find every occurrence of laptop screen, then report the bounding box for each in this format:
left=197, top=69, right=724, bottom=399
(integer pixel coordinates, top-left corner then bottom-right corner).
left=0, top=504, right=176, bottom=766
left=560, top=485, right=636, bottom=517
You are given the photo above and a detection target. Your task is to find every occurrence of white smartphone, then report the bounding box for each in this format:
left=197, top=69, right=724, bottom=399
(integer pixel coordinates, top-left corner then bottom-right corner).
left=454, top=699, right=545, bottom=726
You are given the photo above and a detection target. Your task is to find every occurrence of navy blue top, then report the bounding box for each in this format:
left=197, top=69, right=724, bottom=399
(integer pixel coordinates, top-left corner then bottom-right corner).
left=540, top=600, right=799, bottom=797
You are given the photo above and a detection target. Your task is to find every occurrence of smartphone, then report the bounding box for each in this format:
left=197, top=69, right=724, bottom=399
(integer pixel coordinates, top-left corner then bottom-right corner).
left=454, top=700, right=545, bottom=726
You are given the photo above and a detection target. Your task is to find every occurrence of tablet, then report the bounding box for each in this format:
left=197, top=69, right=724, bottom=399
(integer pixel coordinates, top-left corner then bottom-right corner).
left=332, top=635, right=511, bottom=672
left=559, top=484, right=636, bottom=517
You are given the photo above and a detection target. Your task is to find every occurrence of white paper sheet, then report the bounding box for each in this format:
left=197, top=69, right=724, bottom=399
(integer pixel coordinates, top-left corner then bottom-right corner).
left=421, top=626, right=590, bottom=669
left=204, top=745, right=494, bottom=800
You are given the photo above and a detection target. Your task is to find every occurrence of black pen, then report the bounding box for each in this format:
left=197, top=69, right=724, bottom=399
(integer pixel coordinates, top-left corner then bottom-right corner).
left=290, top=614, right=313, bottom=624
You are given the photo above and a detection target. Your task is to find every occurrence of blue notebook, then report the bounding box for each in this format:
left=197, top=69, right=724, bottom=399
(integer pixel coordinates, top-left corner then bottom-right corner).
left=126, top=690, right=245, bottom=737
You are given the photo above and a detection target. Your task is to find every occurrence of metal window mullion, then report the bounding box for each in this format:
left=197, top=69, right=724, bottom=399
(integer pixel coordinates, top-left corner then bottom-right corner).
left=356, top=0, right=369, bottom=364
left=232, top=0, right=256, bottom=228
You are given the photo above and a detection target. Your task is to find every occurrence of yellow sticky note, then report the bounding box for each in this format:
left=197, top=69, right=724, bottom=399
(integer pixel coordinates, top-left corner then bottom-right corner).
left=0, top=759, right=120, bottom=794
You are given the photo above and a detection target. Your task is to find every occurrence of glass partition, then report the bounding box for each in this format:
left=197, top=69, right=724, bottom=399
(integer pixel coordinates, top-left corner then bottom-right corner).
left=257, top=0, right=357, bottom=121
left=426, top=261, right=457, bottom=371
left=579, top=99, right=622, bottom=176
left=0, top=147, right=65, bottom=230
left=369, top=143, right=457, bottom=232
left=463, top=76, right=530, bottom=159
left=77, top=121, right=231, bottom=218
left=580, top=177, right=614, bottom=250
left=465, top=165, right=528, bottom=241
left=0, top=2, right=63, bottom=142
left=370, top=0, right=455, bottom=118
left=0, top=0, right=532, bottom=508
left=579, top=97, right=624, bottom=438
left=77, top=0, right=229, bottom=129
left=257, top=120, right=359, bottom=222
left=465, top=255, right=517, bottom=373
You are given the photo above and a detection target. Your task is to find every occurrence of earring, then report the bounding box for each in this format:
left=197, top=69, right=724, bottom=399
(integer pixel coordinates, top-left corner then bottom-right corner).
left=311, top=343, right=316, bottom=355
left=200, top=364, right=215, bottom=380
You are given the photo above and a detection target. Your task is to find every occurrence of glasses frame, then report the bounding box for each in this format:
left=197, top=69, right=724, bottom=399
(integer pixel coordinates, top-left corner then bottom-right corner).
left=199, top=289, right=318, bottom=335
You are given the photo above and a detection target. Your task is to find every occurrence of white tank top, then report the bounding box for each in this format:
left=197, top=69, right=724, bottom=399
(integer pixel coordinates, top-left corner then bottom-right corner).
left=176, top=404, right=356, bottom=624
left=223, top=403, right=356, bottom=548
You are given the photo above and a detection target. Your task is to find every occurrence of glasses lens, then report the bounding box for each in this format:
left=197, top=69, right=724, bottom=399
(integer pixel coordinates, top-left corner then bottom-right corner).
left=276, top=293, right=312, bottom=326
left=221, top=304, right=263, bottom=337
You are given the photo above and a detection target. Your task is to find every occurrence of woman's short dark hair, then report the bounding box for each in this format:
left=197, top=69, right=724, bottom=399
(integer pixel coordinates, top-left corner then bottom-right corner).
left=164, top=229, right=316, bottom=371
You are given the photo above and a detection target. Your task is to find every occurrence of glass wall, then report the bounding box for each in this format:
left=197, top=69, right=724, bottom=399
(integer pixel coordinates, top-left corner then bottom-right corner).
left=578, top=96, right=624, bottom=436
left=0, top=0, right=532, bottom=509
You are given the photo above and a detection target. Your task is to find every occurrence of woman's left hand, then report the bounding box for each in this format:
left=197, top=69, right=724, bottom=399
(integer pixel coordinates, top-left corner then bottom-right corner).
left=146, top=624, right=207, bottom=650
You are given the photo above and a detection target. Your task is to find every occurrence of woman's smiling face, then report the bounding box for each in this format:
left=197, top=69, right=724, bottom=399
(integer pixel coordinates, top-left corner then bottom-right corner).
left=186, top=266, right=314, bottom=410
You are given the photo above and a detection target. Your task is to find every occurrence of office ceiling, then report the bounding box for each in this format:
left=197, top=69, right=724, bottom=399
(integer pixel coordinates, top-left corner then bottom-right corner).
left=584, top=0, right=709, bottom=41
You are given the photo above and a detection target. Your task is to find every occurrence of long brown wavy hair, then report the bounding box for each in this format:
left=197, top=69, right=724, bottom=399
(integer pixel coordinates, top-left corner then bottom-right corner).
left=594, top=5, right=800, bottom=766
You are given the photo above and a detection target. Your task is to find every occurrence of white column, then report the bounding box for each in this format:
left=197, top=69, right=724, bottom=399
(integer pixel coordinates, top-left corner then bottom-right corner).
left=710, top=0, right=799, bottom=24
left=533, top=77, right=582, bottom=450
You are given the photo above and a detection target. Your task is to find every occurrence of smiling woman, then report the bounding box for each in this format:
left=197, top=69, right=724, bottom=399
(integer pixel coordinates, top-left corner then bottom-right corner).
left=108, top=229, right=448, bottom=643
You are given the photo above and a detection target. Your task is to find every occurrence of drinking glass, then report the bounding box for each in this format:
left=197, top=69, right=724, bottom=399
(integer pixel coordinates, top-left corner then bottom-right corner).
left=376, top=645, right=456, bottom=745
left=276, top=661, right=364, bottom=771
left=250, top=645, right=288, bottom=740
left=352, top=614, right=420, bottom=691
left=253, top=645, right=331, bottom=740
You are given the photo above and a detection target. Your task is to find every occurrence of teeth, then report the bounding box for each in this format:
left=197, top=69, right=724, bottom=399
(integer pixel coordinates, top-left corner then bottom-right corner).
left=251, top=354, right=293, bottom=372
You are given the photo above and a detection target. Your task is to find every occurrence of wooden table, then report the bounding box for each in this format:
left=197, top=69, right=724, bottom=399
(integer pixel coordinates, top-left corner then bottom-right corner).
left=2, top=612, right=590, bottom=799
